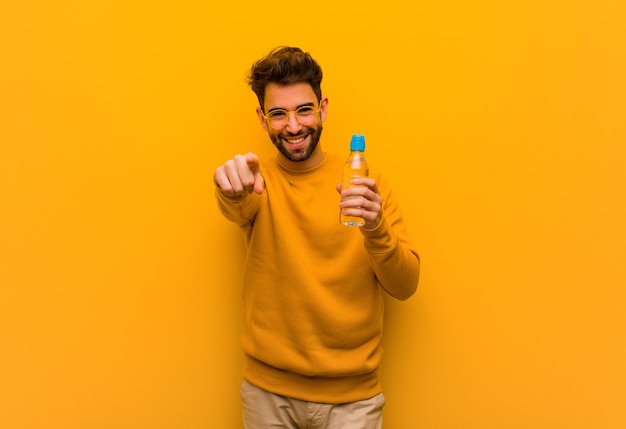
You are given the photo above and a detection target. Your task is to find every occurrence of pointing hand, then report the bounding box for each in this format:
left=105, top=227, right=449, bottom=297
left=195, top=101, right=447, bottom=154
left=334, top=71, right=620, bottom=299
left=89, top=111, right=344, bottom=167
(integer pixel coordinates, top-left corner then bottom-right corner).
left=215, top=152, right=265, bottom=196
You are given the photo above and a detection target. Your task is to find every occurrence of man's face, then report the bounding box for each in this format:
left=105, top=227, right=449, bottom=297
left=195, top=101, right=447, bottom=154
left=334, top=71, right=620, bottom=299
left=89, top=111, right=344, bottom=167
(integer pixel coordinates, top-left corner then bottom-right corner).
left=257, top=82, right=328, bottom=163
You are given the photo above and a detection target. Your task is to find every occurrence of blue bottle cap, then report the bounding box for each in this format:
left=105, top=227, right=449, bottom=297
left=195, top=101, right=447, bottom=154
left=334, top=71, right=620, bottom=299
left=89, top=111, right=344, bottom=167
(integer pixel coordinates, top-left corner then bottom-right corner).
left=350, top=134, right=366, bottom=151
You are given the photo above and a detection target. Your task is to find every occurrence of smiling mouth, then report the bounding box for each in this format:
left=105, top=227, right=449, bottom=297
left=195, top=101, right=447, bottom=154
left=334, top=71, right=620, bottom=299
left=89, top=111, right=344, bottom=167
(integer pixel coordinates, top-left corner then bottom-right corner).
left=284, top=135, right=306, bottom=145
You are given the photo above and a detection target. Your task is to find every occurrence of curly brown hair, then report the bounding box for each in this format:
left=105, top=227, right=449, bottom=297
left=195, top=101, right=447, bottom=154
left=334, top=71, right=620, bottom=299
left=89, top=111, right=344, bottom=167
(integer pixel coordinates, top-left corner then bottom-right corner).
left=247, top=46, right=323, bottom=111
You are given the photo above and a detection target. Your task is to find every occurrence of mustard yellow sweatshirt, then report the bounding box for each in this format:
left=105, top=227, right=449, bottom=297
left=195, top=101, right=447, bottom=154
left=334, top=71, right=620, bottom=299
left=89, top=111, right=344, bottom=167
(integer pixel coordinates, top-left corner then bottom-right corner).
left=215, top=152, right=420, bottom=404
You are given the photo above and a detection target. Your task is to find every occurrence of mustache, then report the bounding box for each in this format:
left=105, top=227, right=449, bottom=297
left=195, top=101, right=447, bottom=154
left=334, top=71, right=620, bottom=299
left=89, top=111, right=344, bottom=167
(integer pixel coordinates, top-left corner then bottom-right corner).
left=280, top=131, right=308, bottom=137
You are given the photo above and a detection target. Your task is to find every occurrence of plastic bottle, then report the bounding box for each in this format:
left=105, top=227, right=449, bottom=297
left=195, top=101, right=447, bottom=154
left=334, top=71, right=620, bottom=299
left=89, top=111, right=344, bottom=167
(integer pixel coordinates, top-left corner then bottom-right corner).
left=340, top=134, right=369, bottom=226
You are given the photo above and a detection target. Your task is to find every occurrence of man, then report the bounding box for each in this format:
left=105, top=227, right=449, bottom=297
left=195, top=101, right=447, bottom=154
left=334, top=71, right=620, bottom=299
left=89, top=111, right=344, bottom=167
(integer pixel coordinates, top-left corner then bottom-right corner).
left=214, top=46, right=420, bottom=429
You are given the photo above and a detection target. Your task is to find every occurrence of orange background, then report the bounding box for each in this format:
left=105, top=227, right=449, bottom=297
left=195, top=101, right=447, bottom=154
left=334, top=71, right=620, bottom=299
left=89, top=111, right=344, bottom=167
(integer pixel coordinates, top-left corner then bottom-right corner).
left=1, top=1, right=625, bottom=428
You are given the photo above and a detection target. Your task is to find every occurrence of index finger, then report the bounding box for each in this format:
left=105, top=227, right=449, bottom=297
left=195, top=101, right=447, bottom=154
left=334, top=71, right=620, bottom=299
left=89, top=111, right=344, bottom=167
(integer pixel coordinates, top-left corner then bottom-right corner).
left=352, top=177, right=379, bottom=193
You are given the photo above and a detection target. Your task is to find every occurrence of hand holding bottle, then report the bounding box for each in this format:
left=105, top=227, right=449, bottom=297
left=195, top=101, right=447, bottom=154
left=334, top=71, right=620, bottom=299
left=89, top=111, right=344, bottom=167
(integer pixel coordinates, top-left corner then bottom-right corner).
left=214, top=152, right=265, bottom=196
left=338, top=177, right=383, bottom=229
left=339, top=135, right=382, bottom=229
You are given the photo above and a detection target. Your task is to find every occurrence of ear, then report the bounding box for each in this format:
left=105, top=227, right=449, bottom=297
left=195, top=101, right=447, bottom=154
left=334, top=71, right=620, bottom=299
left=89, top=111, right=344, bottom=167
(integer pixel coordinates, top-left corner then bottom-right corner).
left=319, top=97, right=329, bottom=122
left=256, top=107, right=269, bottom=131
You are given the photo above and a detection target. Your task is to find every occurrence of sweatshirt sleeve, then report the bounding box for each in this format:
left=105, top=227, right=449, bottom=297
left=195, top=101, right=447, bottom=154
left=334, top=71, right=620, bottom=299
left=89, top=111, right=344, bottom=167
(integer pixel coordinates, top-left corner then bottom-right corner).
left=214, top=184, right=263, bottom=230
left=360, top=175, right=420, bottom=300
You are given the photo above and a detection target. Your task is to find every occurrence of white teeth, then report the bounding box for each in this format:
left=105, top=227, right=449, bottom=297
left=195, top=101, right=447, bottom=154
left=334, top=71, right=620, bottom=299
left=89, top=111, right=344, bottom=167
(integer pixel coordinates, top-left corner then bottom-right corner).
left=286, top=137, right=305, bottom=144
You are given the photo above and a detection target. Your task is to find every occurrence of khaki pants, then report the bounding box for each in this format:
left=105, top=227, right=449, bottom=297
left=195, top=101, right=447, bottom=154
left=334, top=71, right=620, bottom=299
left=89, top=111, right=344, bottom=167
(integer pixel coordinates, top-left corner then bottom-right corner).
left=240, top=380, right=385, bottom=429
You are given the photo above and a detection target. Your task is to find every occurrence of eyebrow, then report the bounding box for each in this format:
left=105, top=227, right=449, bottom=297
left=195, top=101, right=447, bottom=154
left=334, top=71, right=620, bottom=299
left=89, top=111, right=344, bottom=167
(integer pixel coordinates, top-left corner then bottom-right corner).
left=267, top=102, right=315, bottom=113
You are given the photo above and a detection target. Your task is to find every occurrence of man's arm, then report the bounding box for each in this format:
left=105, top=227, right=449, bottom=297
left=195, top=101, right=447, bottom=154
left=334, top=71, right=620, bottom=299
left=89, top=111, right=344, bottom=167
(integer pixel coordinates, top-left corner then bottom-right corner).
left=361, top=207, right=420, bottom=301
left=214, top=152, right=265, bottom=227
left=346, top=174, right=420, bottom=300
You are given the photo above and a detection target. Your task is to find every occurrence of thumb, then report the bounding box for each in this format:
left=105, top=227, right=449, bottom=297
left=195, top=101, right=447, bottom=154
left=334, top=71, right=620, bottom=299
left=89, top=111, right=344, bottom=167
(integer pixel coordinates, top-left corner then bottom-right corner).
left=245, top=152, right=265, bottom=194
left=253, top=173, right=265, bottom=194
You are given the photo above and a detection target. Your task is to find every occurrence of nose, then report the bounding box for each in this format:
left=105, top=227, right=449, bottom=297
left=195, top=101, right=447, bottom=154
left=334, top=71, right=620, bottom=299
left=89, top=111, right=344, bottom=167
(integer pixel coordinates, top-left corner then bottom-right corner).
left=284, top=111, right=302, bottom=133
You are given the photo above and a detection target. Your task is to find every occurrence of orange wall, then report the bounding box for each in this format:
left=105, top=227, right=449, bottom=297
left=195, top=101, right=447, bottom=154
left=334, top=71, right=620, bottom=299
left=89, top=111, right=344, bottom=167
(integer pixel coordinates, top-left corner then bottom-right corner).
left=1, top=1, right=625, bottom=428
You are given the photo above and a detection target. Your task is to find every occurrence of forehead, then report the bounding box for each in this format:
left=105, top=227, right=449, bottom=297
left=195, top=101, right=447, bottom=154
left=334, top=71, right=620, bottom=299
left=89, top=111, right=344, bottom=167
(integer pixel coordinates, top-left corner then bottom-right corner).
left=263, top=82, right=317, bottom=110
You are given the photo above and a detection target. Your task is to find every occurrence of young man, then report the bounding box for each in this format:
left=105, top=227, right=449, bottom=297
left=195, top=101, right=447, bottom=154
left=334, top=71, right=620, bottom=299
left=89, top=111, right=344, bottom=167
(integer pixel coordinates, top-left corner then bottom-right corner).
left=214, top=46, right=420, bottom=429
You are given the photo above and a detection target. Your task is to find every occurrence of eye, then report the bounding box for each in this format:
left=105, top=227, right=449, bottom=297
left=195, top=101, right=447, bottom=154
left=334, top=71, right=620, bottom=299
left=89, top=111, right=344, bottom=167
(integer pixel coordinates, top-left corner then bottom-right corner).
left=268, top=110, right=287, bottom=119
left=297, top=106, right=315, bottom=115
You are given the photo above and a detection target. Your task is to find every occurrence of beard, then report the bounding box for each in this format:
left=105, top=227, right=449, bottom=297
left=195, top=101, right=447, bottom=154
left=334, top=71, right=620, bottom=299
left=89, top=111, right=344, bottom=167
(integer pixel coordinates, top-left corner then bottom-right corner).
left=269, top=123, right=324, bottom=162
